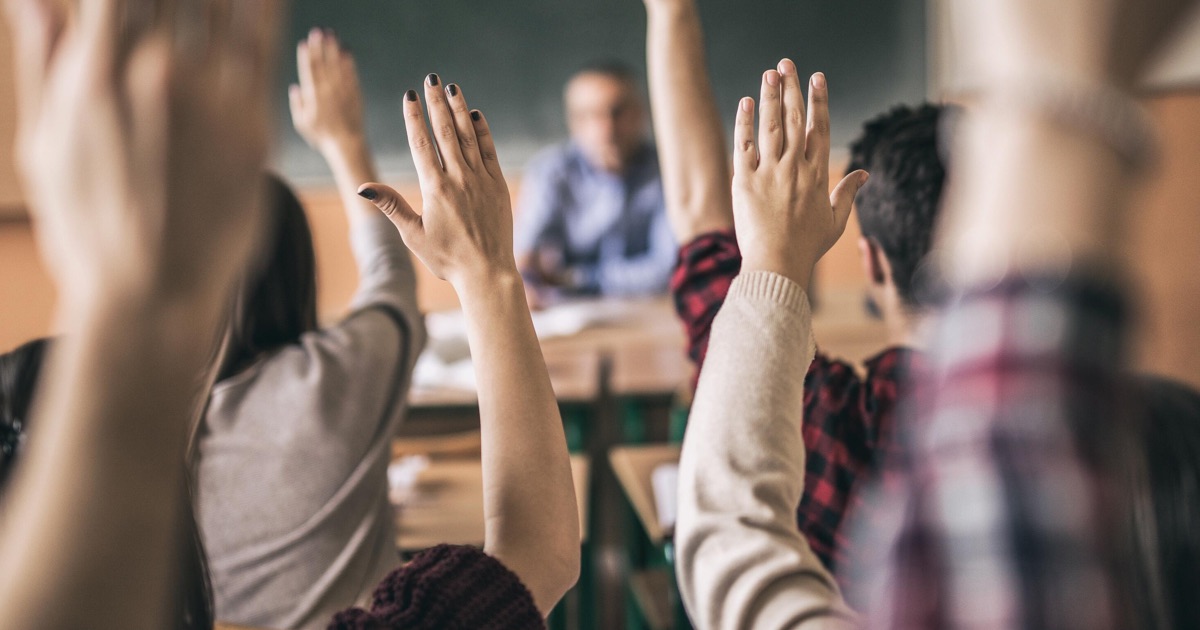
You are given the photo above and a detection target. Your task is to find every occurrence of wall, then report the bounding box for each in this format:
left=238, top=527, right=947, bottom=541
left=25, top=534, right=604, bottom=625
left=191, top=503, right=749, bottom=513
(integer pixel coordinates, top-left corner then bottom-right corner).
left=0, top=9, right=23, bottom=217
left=278, top=0, right=928, bottom=183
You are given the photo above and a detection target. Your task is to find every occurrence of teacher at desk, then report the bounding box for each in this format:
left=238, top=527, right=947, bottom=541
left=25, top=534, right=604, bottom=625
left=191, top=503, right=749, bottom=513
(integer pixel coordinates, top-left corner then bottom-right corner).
left=515, top=61, right=677, bottom=306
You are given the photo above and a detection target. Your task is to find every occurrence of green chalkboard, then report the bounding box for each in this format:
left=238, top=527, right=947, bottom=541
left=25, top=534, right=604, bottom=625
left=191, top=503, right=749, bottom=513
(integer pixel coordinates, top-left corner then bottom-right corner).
left=274, top=0, right=927, bottom=183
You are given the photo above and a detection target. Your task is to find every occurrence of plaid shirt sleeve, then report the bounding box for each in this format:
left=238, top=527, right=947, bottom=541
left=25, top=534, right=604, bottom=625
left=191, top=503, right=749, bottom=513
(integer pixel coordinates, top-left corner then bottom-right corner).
left=670, top=230, right=741, bottom=372
left=671, top=230, right=907, bottom=582
left=855, top=275, right=1129, bottom=630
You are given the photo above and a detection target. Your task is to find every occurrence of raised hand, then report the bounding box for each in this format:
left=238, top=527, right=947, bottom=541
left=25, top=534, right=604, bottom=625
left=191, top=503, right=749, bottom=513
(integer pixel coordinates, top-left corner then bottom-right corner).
left=359, top=76, right=516, bottom=291
left=289, top=28, right=366, bottom=153
left=10, top=0, right=281, bottom=306
left=731, top=60, right=868, bottom=292
left=358, top=79, right=580, bottom=614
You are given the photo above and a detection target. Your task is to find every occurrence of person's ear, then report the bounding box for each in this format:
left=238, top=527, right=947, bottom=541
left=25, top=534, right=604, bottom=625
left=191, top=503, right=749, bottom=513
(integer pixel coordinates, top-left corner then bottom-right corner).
left=858, top=236, right=887, bottom=286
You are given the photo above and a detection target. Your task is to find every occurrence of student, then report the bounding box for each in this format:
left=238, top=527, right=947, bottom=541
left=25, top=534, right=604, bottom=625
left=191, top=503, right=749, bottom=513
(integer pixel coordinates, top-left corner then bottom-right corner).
left=0, top=0, right=284, bottom=627
left=670, top=0, right=1199, bottom=628
left=642, top=0, right=950, bottom=576
left=0, top=1, right=578, bottom=628
left=193, top=31, right=427, bottom=629
left=514, top=61, right=676, bottom=304
left=333, top=73, right=581, bottom=627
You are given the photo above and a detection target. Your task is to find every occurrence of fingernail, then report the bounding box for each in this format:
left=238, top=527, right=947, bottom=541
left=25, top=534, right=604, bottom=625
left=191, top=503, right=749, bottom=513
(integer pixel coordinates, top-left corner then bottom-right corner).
left=470, top=110, right=481, bottom=121
left=405, top=90, right=418, bottom=102
left=778, top=58, right=795, bottom=76
left=813, top=72, right=826, bottom=88
left=427, top=73, right=439, bottom=86
left=765, top=70, right=779, bottom=87
left=358, top=187, right=378, bottom=201
left=447, top=83, right=459, bottom=97
left=741, top=97, right=753, bottom=112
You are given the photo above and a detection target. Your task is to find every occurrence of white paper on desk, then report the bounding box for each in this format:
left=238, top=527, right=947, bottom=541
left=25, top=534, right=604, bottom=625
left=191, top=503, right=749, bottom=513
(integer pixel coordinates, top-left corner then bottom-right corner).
left=652, top=462, right=679, bottom=532
left=411, top=352, right=476, bottom=391
left=388, top=455, right=430, bottom=506
left=529, top=300, right=631, bottom=339
left=414, top=299, right=635, bottom=393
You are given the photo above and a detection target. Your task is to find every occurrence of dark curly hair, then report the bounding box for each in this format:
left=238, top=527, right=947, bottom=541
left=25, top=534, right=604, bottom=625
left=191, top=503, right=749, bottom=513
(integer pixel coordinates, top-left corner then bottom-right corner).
left=847, top=103, right=958, bottom=307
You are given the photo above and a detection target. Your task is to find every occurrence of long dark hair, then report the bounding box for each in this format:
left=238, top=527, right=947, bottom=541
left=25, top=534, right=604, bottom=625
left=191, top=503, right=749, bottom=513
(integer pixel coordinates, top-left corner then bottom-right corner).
left=1130, top=376, right=1200, bottom=630
left=0, top=338, right=51, bottom=491
left=1, top=338, right=213, bottom=630
left=218, top=174, right=319, bottom=381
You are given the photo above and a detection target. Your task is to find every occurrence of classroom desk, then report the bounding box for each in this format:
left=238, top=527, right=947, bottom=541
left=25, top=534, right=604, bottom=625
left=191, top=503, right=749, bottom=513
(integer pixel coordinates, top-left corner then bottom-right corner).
left=395, top=455, right=591, bottom=552
left=609, top=444, right=681, bottom=545
left=408, top=348, right=603, bottom=409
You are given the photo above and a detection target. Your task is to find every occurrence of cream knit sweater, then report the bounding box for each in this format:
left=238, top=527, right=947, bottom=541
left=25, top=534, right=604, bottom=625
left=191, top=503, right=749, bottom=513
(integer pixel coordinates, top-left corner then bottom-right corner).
left=676, top=271, right=859, bottom=629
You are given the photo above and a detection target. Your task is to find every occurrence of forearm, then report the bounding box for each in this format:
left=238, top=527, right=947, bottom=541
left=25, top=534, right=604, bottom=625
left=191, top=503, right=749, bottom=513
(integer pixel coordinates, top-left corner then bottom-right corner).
left=677, top=271, right=853, bottom=629
left=0, top=289, right=225, bottom=630
left=320, top=136, right=387, bottom=227
left=455, top=271, right=579, bottom=615
left=645, top=0, right=734, bottom=241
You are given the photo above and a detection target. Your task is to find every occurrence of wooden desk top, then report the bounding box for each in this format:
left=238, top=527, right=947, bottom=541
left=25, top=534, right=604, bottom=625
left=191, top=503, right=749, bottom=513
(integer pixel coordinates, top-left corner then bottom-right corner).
left=609, top=342, right=692, bottom=398
left=609, top=444, right=681, bottom=544
left=409, top=290, right=889, bottom=409
left=538, top=297, right=685, bottom=357
left=409, top=348, right=603, bottom=409
left=395, top=455, right=590, bottom=552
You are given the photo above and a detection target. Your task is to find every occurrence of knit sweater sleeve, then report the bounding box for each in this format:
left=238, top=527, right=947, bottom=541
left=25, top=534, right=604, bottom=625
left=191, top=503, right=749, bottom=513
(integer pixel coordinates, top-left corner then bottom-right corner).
left=675, top=271, right=858, bottom=629
left=327, top=545, right=544, bottom=630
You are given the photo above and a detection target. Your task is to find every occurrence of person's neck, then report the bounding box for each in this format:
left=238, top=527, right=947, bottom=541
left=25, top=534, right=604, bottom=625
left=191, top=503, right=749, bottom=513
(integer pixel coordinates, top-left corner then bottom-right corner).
left=881, top=296, right=928, bottom=351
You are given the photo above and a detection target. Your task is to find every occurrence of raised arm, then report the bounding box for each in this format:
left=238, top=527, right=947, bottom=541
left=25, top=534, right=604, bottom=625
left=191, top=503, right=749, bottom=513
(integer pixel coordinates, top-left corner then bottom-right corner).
left=855, top=0, right=1200, bottom=625
left=289, top=28, right=421, bottom=314
left=358, top=77, right=579, bottom=615
left=0, top=1, right=280, bottom=628
left=643, top=0, right=734, bottom=241
left=675, top=63, right=866, bottom=628
left=290, top=28, right=383, bottom=229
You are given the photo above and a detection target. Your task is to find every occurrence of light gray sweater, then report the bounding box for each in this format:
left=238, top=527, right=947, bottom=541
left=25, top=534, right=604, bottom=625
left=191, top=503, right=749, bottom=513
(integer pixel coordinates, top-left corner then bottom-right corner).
left=676, top=271, right=859, bottom=629
left=196, top=214, right=426, bottom=629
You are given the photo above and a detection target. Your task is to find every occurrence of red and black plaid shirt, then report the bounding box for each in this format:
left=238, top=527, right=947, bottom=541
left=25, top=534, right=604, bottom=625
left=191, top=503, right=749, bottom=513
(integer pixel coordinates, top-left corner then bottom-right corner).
left=670, top=230, right=912, bottom=578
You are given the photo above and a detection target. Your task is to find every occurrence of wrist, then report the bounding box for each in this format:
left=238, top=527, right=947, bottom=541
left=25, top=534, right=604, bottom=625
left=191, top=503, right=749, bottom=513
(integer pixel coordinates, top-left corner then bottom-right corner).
left=451, top=266, right=525, bottom=305
left=740, top=255, right=814, bottom=295
left=317, top=133, right=370, bottom=163
left=64, top=282, right=227, bottom=359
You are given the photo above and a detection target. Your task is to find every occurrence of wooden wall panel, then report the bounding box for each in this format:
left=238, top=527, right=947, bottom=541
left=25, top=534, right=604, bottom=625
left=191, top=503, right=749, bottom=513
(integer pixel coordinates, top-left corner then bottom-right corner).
left=0, top=11, right=24, bottom=218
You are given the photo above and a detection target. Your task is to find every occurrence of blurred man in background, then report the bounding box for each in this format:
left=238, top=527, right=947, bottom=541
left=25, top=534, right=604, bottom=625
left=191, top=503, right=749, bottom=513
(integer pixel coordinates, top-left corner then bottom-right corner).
left=515, top=61, right=676, bottom=306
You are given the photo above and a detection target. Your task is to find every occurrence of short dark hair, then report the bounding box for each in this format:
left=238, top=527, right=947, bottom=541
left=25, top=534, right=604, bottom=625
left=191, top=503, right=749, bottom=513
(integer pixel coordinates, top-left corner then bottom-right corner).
left=219, top=174, right=319, bottom=381
left=847, top=104, right=956, bottom=307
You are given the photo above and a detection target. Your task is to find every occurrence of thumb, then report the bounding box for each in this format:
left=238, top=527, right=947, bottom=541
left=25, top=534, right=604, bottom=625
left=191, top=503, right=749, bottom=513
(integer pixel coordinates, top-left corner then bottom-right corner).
left=287, top=84, right=304, bottom=125
left=358, top=183, right=422, bottom=237
left=830, top=169, right=869, bottom=232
